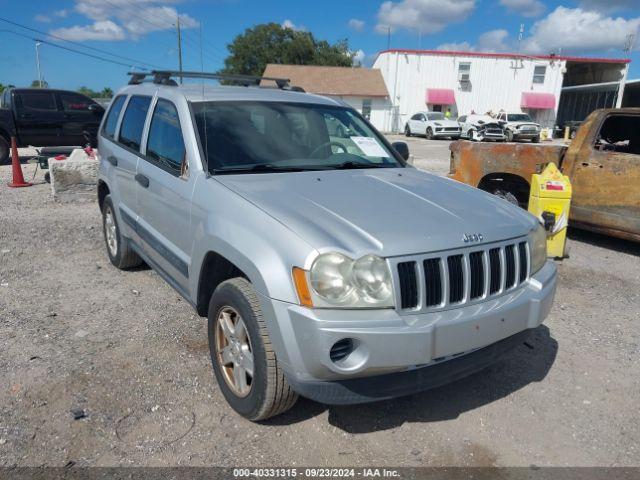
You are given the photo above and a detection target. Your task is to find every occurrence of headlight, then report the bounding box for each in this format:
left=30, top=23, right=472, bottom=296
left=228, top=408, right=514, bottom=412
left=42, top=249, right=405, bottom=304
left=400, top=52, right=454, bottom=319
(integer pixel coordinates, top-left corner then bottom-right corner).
left=529, top=224, right=547, bottom=274
left=303, top=252, right=394, bottom=308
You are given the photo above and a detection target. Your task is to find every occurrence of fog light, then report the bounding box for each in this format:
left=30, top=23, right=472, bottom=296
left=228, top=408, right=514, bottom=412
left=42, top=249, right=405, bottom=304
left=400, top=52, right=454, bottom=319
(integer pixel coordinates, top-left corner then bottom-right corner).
left=330, top=338, right=354, bottom=363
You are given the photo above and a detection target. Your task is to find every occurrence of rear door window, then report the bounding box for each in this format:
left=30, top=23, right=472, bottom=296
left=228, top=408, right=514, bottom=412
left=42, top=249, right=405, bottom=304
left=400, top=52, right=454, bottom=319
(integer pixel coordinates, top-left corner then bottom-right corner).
left=145, top=99, right=186, bottom=174
left=119, top=95, right=151, bottom=151
left=60, top=92, right=96, bottom=111
left=20, top=92, right=57, bottom=111
left=102, top=95, right=127, bottom=139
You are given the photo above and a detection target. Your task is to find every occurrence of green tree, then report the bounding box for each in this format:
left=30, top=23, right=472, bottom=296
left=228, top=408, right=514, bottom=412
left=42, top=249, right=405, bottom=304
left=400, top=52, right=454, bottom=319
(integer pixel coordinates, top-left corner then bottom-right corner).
left=0, top=83, right=5, bottom=94
left=77, top=86, right=98, bottom=98
left=220, top=23, right=354, bottom=77
left=100, top=87, right=114, bottom=98
left=30, top=79, right=49, bottom=88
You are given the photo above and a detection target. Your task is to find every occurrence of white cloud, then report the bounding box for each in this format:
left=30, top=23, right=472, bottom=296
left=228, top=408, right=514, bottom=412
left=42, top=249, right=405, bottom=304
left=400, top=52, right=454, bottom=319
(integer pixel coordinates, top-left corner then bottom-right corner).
left=522, top=7, right=640, bottom=54
left=477, top=29, right=510, bottom=52
left=282, top=19, right=306, bottom=31
left=499, top=0, right=546, bottom=17
left=352, top=49, right=366, bottom=65
left=50, top=20, right=126, bottom=41
left=35, top=9, right=68, bottom=23
left=50, top=0, right=198, bottom=41
left=437, top=29, right=511, bottom=53
left=348, top=18, right=365, bottom=32
left=376, top=0, right=475, bottom=34
left=437, top=41, right=474, bottom=52
left=35, top=14, right=52, bottom=23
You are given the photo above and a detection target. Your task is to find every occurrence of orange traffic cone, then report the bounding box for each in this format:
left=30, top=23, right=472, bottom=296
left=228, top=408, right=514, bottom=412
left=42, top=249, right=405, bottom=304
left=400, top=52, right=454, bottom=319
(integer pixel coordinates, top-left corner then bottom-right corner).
left=7, top=137, right=32, bottom=188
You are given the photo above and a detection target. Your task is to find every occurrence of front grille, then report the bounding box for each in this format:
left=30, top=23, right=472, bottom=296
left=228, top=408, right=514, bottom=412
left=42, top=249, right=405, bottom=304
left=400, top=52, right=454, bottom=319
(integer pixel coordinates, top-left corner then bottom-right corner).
left=398, top=261, right=418, bottom=309
left=469, top=251, right=484, bottom=299
left=423, top=258, right=443, bottom=306
left=486, top=129, right=503, bottom=135
left=396, top=239, right=529, bottom=312
left=447, top=255, right=464, bottom=303
left=444, top=127, right=460, bottom=132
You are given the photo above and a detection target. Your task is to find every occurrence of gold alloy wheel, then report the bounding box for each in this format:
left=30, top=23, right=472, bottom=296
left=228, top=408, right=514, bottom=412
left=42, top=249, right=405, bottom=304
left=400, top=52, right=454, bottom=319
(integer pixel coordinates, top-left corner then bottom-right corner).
left=215, top=306, right=254, bottom=397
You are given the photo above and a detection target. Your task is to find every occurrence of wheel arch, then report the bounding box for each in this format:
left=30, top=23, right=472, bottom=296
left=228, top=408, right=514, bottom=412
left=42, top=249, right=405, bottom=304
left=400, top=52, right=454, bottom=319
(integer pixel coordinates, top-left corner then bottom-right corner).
left=195, top=250, right=252, bottom=317
left=477, top=172, right=531, bottom=206
left=97, top=180, right=110, bottom=212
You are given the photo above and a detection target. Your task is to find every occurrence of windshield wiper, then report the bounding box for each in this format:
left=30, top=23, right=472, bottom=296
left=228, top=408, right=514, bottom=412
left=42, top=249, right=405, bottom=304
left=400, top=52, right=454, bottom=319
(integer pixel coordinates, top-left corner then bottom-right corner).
left=213, top=164, right=322, bottom=174
left=331, top=161, right=392, bottom=170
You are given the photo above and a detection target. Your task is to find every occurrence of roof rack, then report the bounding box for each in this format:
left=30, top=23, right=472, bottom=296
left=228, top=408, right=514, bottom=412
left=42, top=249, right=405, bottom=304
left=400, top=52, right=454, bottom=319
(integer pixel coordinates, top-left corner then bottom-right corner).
left=127, top=70, right=303, bottom=91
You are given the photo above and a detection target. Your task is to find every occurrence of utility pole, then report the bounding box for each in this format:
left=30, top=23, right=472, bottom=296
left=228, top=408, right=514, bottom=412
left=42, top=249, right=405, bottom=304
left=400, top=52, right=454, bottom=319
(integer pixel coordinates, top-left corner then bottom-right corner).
left=35, top=40, right=43, bottom=88
left=176, top=16, right=183, bottom=84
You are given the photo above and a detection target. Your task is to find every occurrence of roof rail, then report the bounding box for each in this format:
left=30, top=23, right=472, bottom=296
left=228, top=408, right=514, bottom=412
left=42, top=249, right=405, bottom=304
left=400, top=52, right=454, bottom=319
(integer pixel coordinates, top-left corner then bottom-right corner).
left=127, top=70, right=300, bottom=91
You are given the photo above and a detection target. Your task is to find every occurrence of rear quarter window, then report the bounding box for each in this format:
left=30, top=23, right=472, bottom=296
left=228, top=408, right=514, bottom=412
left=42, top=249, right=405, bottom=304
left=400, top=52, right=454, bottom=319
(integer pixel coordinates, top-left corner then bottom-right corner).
left=102, top=95, right=127, bottom=139
left=118, top=95, right=151, bottom=151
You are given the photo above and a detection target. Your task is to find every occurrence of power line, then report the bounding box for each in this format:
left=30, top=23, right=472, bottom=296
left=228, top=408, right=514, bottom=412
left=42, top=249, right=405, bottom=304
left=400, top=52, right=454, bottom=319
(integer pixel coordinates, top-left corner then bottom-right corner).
left=0, top=29, right=151, bottom=69
left=0, top=15, right=164, bottom=69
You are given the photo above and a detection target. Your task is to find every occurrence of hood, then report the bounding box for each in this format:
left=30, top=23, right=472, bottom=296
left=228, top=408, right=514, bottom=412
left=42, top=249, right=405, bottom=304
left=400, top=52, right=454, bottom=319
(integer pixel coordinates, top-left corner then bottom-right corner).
left=215, top=168, right=537, bottom=258
left=434, top=119, right=460, bottom=127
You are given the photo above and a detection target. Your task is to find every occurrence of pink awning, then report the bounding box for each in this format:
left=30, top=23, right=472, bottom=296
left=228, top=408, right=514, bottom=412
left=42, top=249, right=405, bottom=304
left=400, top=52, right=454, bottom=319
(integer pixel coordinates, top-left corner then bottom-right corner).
left=521, top=92, right=556, bottom=109
left=426, top=88, right=455, bottom=105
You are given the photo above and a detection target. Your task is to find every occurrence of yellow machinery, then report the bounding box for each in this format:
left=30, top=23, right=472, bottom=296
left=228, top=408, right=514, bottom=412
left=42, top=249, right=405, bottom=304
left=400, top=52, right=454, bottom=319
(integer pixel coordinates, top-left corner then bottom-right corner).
left=528, top=163, right=572, bottom=259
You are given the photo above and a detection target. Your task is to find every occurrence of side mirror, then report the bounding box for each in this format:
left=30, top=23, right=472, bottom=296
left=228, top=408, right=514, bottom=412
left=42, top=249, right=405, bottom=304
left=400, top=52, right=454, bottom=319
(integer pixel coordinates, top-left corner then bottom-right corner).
left=391, top=141, right=410, bottom=161
left=88, top=104, right=104, bottom=114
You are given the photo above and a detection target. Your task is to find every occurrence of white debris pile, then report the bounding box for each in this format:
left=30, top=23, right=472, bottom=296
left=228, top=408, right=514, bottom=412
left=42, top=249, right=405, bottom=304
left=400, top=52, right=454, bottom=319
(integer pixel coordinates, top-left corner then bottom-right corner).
left=48, top=148, right=98, bottom=201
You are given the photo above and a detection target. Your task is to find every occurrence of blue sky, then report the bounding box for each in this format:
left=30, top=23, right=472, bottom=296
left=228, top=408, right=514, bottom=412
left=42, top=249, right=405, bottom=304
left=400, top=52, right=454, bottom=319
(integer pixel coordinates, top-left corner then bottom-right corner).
left=1, top=0, right=639, bottom=91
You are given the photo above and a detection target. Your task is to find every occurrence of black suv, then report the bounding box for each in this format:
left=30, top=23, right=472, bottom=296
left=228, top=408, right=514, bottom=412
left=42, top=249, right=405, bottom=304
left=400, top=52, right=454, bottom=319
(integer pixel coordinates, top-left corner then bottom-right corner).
left=0, top=88, right=105, bottom=163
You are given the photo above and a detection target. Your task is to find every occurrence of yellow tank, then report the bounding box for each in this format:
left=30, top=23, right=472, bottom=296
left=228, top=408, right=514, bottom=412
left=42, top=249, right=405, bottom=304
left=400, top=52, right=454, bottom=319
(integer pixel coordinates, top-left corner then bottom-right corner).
left=528, top=162, right=572, bottom=259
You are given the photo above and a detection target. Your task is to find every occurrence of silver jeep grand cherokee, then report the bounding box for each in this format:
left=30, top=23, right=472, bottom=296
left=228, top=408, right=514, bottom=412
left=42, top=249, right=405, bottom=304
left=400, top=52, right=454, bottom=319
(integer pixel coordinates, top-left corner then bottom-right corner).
left=97, top=71, right=557, bottom=421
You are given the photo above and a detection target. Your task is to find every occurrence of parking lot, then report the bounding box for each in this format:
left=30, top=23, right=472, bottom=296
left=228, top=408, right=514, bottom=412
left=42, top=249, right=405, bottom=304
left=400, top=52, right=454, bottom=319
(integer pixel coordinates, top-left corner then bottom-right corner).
left=1, top=138, right=639, bottom=467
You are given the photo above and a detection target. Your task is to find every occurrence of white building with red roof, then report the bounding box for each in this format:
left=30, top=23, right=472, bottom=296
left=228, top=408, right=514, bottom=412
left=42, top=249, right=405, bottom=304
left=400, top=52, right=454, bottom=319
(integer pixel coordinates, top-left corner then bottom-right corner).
left=373, top=48, right=631, bottom=133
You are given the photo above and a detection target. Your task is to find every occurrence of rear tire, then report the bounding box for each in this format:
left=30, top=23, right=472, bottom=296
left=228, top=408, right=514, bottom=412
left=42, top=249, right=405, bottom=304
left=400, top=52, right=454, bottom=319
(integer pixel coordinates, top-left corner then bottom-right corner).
left=493, top=189, right=520, bottom=207
left=0, top=136, right=9, bottom=165
left=208, top=278, right=298, bottom=421
left=101, top=195, right=143, bottom=269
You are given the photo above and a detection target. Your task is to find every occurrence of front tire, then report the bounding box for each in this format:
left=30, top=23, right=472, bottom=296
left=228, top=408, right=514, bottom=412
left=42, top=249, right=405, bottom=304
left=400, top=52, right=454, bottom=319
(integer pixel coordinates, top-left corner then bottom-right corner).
left=532, top=135, right=540, bottom=143
left=505, top=130, right=514, bottom=142
left=469, top=129, right=478, bottom=141
left=101, top=195, right=143, bottom=269
left=425, top=127, right=434, bottom=140
left=208, top=278, right=298, bottom=421
left=404, top=125, right=412, bottom=137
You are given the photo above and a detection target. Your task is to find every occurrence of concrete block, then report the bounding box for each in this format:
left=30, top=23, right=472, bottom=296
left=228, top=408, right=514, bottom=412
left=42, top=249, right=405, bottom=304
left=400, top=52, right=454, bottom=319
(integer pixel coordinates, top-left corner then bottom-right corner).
left=48, top=155, right=98, bottom=202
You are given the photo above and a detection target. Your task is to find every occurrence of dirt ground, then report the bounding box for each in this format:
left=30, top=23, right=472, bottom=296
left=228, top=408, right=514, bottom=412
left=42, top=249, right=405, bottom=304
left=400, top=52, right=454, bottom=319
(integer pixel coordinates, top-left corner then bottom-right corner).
left=0, top=142, right=639, bottom=467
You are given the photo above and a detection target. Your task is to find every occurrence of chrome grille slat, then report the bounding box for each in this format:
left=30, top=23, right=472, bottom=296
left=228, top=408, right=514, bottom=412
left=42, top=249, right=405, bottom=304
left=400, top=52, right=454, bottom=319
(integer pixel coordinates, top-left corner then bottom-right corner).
left=394, top=237, right=531, bottom=313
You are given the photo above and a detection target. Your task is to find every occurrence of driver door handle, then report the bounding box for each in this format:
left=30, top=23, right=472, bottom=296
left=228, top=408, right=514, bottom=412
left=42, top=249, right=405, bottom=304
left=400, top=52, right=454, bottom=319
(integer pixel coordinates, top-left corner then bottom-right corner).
left=135, top=173, right=149, bottom=188
left=106, top=155, right=118, bottom=167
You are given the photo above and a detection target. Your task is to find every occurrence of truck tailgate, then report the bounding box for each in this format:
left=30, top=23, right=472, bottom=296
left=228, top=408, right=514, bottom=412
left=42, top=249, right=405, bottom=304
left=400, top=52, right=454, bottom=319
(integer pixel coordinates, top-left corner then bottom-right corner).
left=449, top=141, right=568, bottom=186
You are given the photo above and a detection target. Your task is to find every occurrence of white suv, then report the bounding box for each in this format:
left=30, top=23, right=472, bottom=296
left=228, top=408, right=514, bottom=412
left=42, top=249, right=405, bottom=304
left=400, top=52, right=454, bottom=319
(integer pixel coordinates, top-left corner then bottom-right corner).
left=496, top=112, right=541, bottom=143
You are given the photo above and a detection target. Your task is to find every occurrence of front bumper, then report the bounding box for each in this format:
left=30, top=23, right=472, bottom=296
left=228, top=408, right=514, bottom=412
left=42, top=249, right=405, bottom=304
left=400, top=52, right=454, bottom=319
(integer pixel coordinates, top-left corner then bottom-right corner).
left=262, top=261, right=556, bottom=403
left=513, top=131, right=539, bottom=139
left=434, top=129, right=461, bottom=137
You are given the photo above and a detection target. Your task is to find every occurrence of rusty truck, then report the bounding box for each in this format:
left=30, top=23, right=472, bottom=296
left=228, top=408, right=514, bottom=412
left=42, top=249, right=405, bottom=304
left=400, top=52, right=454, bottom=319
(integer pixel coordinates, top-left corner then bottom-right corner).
left=449, top=108, right=640, bottom=243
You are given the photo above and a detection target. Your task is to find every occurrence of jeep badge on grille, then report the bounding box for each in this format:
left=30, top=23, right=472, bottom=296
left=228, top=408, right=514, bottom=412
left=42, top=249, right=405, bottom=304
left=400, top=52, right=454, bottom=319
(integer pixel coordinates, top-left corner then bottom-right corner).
left=462, top=233, right=484, bottom=243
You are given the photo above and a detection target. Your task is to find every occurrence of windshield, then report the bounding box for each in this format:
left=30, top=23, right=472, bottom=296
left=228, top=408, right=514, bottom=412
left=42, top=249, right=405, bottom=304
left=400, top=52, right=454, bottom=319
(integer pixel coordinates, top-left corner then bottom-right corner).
left=508, top=114, right=533, bottom=122
left=427, top=112, right=445, bottom=120
left=192, top=101, right=403, bottom=174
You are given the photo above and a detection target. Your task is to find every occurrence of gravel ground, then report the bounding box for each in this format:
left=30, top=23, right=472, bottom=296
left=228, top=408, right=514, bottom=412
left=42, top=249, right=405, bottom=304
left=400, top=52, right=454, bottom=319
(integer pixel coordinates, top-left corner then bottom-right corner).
left=0, top=143, right=639, bottom=467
